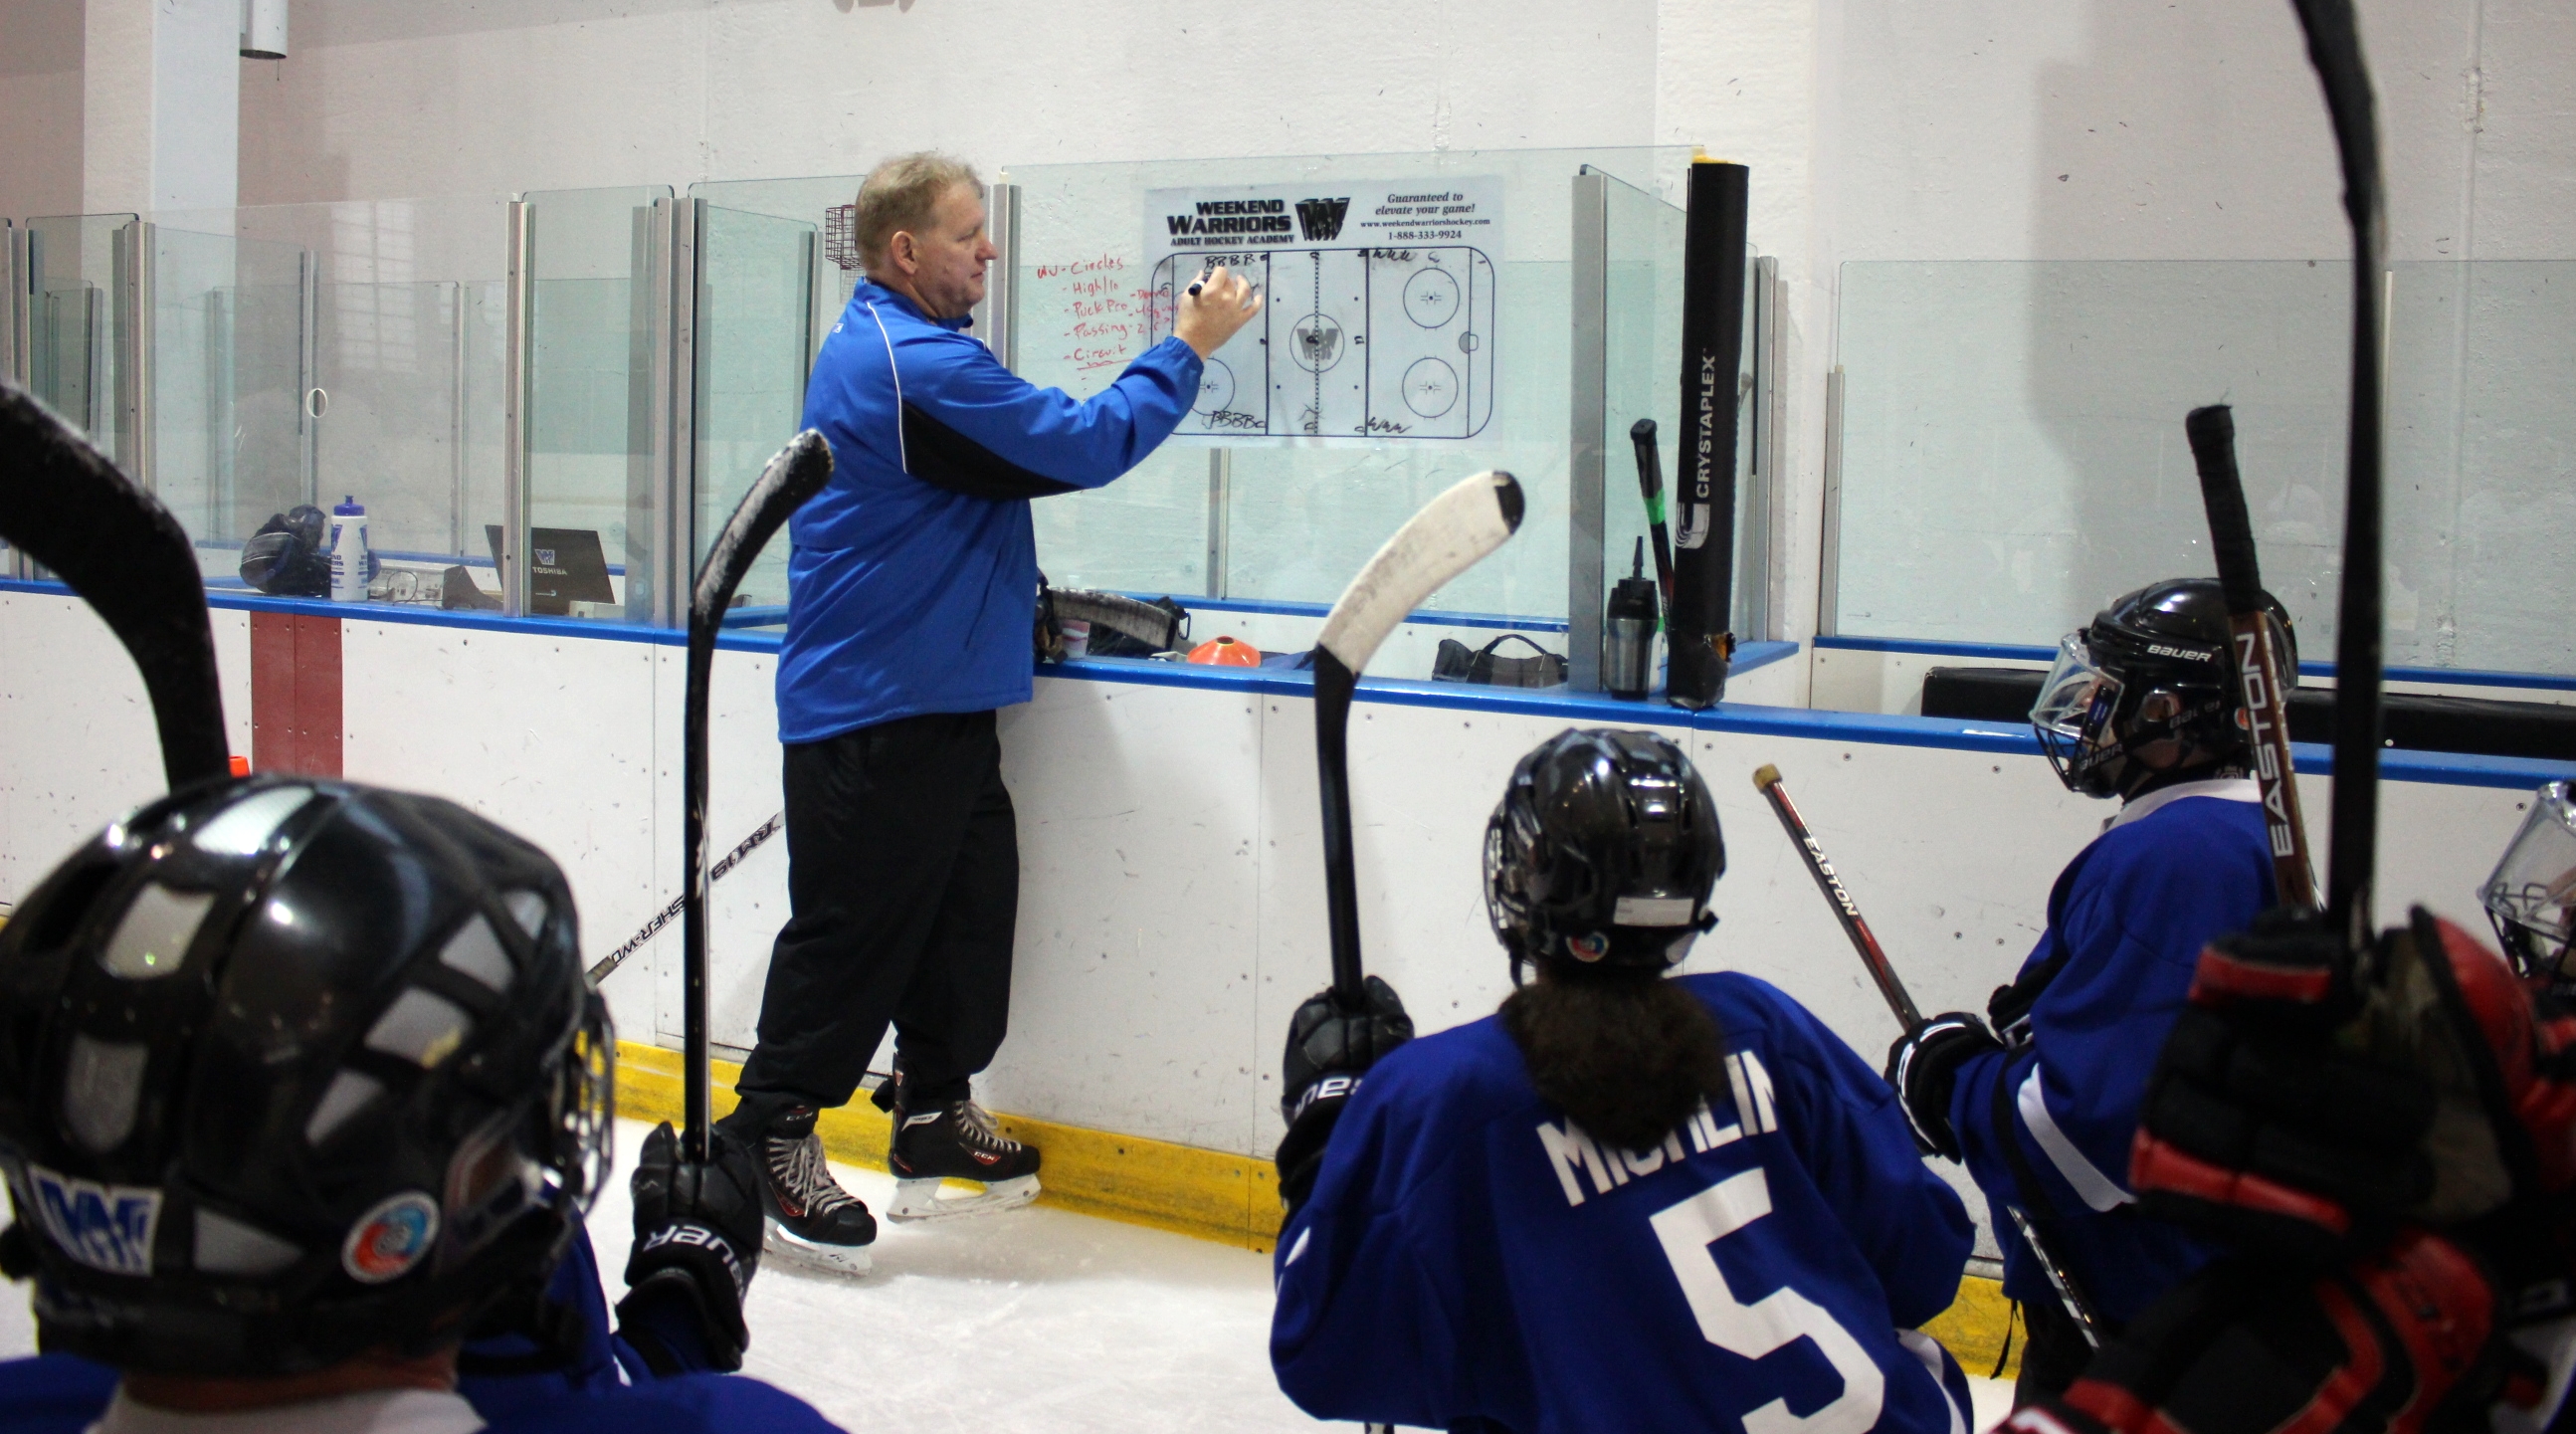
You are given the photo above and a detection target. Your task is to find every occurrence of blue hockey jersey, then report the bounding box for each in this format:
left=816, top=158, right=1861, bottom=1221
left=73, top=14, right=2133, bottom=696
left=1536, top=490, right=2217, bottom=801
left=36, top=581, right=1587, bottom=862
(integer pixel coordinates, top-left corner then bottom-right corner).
left=778, top=279, right=1202, bottom=743
left=1274, top=971, right=1976, bottom=1434
left=0, top=1220, right=841, bottom=1432
left=1946, top=778, right=2276, bottom=1324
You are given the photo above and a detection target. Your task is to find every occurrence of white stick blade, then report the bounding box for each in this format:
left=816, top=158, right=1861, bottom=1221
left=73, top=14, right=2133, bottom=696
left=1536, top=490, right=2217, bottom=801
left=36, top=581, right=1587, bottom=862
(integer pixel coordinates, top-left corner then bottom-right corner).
left=1317, top=471, right=1522, bottom=677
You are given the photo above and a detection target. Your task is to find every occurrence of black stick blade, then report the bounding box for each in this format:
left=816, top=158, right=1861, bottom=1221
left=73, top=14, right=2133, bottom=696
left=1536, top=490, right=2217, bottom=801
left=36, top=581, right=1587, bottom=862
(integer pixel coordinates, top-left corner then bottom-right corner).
left=693, top=431, right=833, bottom=629
left=2184, top=405, right=2265, bottom=610
left=0, top=384, right=229, bottom=791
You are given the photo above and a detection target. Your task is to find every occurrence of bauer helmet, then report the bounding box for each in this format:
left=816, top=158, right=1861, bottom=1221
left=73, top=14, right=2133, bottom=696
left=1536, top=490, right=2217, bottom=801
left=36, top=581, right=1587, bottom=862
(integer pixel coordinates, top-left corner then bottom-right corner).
left=0, top=775, right=610, bottom=1376
left=2481, top=781, right=2576, bottom=996
left=2030, top=577, right=2297, bottom=800
left=1486, top=728, right=1723, bottom=977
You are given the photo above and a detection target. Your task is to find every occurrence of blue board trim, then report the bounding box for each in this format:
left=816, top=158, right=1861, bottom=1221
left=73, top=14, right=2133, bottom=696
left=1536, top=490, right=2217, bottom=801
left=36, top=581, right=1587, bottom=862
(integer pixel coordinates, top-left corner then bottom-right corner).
left=1123, top=591, right=1574, bottom=635
left=1815, top=633, right=2576, bottom=692
left=5, top=580, right=2551, bottom=788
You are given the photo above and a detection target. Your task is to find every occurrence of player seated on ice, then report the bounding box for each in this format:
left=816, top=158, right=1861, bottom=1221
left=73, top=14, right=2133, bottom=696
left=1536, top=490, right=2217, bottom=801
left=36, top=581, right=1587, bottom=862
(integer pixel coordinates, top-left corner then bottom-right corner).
left=1883, top=577, right=2298, bottom=1402
left=2481, top=780, right=2576, bottom=1002
left=1269, top=728, right=1976, bottom=1434
left=0, top=776, right=840, bottom=1432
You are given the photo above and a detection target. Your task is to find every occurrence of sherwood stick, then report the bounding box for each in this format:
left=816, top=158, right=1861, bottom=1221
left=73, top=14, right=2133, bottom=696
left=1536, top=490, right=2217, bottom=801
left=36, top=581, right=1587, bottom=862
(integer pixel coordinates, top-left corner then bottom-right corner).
left=2184, top=405, right=2317, bottom=911
left=1313, top=471, right=1523, bottom=1001
left=585, top=812, right=783, bottom=985
left=1752, top=761, right=2104, bottom=1345
left=681, top=432, right=833, bottom=1159
left=0, top=385, right=231, bottom=790
left=1629, top=418, right=1678, bottom=613
left=2289, top=0, right=2389, bottom=953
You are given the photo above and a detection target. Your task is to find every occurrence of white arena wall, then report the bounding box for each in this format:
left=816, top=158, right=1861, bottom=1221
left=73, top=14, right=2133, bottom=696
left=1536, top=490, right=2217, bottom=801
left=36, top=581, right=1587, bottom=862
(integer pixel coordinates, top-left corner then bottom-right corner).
left=0, top=586, right=2554, bottom=1181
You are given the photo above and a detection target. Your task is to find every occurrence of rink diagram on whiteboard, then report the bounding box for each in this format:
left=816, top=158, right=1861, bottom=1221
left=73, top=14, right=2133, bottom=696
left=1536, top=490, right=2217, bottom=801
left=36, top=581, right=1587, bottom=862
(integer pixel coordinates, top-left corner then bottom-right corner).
left=1148, top=247, right=1497, bottom=440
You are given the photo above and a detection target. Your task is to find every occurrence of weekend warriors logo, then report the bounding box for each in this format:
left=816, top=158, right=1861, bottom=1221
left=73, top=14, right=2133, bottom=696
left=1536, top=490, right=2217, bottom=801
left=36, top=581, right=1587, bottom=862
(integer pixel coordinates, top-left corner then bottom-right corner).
left=28, top=1166, right=162, bottom=1277
left=1294, top=197, right=1351, bottom=242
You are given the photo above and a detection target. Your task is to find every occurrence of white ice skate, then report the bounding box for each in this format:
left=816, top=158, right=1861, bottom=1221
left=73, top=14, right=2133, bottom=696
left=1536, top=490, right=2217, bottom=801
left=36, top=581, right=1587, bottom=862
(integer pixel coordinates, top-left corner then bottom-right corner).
left=885, top=1099, right=1043, bottom=1223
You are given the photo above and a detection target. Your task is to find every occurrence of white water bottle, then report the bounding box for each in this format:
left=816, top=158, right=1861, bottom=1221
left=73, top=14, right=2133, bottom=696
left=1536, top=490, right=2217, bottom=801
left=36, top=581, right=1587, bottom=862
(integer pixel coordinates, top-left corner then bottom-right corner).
left=326, top=495, right=370, bottom=602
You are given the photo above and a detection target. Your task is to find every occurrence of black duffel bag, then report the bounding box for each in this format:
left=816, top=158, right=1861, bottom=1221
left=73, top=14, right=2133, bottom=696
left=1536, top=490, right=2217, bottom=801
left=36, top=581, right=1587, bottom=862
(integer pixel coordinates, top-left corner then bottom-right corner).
left=1433, top=633, right=1567, bottom=689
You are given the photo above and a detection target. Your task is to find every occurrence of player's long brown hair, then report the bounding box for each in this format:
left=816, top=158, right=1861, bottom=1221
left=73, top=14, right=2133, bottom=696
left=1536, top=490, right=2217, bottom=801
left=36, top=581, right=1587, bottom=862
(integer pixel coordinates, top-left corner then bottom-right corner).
left=1500, top=956, right=1731, bottom=1154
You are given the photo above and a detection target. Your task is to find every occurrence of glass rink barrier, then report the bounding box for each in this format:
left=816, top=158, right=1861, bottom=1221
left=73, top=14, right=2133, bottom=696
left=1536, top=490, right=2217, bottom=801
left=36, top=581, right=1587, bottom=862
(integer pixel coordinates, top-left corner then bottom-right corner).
left=999, top=145, right=1774, bottom=687
left=15, top=148, right=1784, bottom=658
left=685, top=174, right=868, bottom=624
left=1825, top=259, right=2576, bottom=681
left=100, top=197, right=514, bottom=609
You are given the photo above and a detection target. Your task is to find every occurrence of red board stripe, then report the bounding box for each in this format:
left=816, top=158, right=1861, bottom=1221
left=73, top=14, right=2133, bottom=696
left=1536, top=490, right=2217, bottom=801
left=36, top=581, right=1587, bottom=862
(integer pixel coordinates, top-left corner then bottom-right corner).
left=248, top=610, right=342, bottom=777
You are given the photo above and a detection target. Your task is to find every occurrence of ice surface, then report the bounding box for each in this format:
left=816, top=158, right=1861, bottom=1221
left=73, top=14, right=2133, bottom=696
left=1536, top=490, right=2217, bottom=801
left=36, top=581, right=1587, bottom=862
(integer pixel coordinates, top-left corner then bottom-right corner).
left=0, top=1117, right=2018, bottom=1430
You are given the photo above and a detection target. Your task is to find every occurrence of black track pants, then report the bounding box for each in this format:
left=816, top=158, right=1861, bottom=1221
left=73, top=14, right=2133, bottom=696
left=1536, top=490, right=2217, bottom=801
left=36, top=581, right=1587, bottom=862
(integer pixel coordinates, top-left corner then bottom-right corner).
left=728, top=710, right=1017, bottom=1130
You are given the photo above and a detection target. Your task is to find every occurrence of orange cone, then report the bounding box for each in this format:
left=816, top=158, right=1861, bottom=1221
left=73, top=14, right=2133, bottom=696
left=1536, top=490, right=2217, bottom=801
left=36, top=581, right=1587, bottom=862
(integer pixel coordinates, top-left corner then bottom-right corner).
left=1187, top=635, right=1262, bottom=667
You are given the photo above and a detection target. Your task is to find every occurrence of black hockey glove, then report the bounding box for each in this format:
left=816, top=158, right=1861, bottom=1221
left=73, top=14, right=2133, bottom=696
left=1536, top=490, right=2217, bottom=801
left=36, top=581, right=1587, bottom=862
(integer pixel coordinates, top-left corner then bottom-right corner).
left=616, top=1121, right=765, bottom=1374
left=2006, top=1229, right=2529, bottom=1434
left=2132, top=907, right=2576, bottom=1269
left=1276, top=975, right=1413, bottom=1217
left=1883, top=1013, right=2001, bottom=1161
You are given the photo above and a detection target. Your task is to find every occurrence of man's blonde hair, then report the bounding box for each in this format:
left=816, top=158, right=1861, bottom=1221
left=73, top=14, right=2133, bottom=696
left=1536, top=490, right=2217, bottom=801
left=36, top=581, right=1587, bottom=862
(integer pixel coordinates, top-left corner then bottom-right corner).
left=855, top=152, right=983, bottom=273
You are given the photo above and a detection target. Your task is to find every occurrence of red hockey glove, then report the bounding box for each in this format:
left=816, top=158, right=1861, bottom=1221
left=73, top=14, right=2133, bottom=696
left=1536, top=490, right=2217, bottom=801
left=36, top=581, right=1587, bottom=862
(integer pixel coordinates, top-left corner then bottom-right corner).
left=2005, top=1229, right=2520, bottom=1434
left=2132, top=906, right=2576, bottom=1263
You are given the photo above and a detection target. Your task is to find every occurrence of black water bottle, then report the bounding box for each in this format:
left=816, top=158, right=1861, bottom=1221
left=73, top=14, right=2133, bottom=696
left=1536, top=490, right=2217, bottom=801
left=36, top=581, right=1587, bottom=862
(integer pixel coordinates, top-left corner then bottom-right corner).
left=1603, top=537, right=1660, bottom=701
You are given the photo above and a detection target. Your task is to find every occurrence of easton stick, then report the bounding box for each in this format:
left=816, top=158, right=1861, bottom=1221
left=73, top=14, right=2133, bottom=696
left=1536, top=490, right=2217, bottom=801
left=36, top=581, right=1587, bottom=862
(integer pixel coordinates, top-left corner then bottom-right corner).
left=1314, top=471, right=1523, bottom=1001
left=1751, top=761, right=2105, bottom=1346
left=1751, top=764, right=1920, bottom=1030
left=2184, top=404, right=2317, bottom=911
left=1629, top=418, right=1677, bottom=613
left=2289, top=0, right=2389, bottom=953
left=681, top=431, right=833, bottom=1160
left=0, top=384, right=230, bottom=790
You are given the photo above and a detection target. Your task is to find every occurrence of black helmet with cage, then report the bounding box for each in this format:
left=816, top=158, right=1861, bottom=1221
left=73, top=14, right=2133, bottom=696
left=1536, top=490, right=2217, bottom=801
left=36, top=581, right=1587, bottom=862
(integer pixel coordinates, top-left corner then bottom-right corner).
left=1485, top=728, right=1724, bottom=979
left=0, top=774, right=611, bottom=1377
left=2481, top=781, right=2576, bottom=997
left=2029, top=577, right=2298, bottom=800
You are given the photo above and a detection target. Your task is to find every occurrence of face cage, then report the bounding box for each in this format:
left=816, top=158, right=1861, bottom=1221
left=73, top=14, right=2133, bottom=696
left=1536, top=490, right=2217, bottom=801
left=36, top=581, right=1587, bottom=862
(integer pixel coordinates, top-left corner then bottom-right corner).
left=2031, top=634, right=2124, bottom=795
left=2481, top=782, right=2576, bottom=988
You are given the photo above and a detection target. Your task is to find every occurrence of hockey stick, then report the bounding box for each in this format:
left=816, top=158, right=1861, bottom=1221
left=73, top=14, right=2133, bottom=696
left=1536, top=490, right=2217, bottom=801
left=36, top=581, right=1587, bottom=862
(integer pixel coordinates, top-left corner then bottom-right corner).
left=1752, top=764, right=1920, bottom=1030
left=1629, top=418, right=1677, bottom=613
left=2288, top=0, right=2388, bottom=953
left=683, top=431, right=833, bottom=1160
left=2184, top=405, right=2318, bottom=912
left=1048, top=588, right=1184, bottom=653
left=586, top=812, right=782, bottom=985
left=0, top=384, right=230, bottom=790
left=1314, top=471, right=1523, bottom=1002
left=1752, top=761, right=2104, bottom=1345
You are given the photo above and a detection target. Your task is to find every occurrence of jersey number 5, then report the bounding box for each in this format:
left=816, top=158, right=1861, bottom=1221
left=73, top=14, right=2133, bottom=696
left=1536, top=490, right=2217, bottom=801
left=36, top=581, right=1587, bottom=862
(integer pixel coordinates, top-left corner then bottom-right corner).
left=1651, top=1167, right=1884, bottom=1434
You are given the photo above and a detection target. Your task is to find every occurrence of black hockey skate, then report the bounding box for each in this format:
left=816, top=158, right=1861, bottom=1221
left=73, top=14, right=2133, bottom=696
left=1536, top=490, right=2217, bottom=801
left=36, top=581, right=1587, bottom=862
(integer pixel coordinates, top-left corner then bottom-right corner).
left=743, top=1105, right=877, bottom=1275
left=886, top=1097, right=1042, bottom=1223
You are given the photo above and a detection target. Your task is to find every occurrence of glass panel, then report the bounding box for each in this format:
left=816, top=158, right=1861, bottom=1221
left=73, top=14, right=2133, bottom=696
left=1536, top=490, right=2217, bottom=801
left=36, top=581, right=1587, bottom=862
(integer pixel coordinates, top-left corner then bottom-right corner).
left=1831, top=259, right=2576, bottom=677
left=1597, top=172, right=1686, bottom=666
left=147, top=222, right=306, bottom=574
left=142, top=198, right=512, bottom=602
left=687, top=175, right=865, bottom=618
left=524, top=185, right=673, bottom=622
left=1007, top=147, right=1697, bottom=619
left=25, top=214, right=135, bottom=457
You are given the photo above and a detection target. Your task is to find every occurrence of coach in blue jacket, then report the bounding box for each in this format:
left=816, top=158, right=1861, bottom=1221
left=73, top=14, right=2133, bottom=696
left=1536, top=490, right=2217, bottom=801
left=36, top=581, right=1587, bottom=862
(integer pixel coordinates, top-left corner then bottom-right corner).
left=717, top=152, right=1261, bottom=1250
